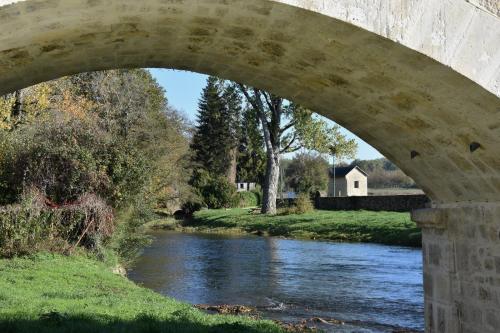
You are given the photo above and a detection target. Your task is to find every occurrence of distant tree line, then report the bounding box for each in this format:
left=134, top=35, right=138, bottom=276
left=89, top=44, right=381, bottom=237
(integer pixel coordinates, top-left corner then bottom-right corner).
left=348, top=158, right=417, bottom=189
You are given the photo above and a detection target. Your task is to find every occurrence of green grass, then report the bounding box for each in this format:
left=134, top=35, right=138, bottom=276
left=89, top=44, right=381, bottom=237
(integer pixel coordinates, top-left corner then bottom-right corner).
left=187, top=209, right=421, bottom=247
left=143, top=217, right=179, bottom=230
left=0, top=253, right=285, bottom=333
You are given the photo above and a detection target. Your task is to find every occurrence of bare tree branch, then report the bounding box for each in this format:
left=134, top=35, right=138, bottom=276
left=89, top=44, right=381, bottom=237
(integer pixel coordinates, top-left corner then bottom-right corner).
left=262, top=91, right=274, bottom=112
left=238, top=84, right=260, bottom=111
left=238, top=84, right=274, bottom=153
left=280, top=132, right=298, bottom=154
left=280, top=120, right=297, bottom=135
left=272, top=96, right=283, bottom=113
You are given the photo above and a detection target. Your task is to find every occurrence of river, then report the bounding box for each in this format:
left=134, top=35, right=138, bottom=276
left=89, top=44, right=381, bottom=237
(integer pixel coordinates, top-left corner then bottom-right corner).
left=128, top=230, right=424, bottom=332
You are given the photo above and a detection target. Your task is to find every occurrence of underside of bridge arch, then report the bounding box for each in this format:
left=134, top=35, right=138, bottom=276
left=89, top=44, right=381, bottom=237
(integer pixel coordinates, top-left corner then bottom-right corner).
left=0, top=1, right=499, bottom=332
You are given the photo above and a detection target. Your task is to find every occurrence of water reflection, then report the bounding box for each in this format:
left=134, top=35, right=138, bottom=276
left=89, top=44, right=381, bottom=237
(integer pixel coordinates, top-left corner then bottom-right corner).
left=128, top=231, right=424, bottom=332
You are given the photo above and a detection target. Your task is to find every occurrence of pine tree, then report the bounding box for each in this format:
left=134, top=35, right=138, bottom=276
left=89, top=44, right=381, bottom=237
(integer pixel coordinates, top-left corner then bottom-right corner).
left=190, top=76, right=234, bottom=178
left=221, top=83, right=242, bottom=183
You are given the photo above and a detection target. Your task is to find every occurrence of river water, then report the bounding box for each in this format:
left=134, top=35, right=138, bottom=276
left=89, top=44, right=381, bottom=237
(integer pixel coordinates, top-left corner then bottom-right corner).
left=128, top=231, right=424, bottom=332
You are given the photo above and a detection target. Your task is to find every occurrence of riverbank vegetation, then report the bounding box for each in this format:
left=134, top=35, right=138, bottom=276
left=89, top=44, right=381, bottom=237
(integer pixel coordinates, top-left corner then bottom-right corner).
left=0, top=69, right=193, bottom=264
left=0, top=253, right=286, bottom=333
left=185, top=209, right=421, bottom=247
left=0, top=71, right=322, bottom=333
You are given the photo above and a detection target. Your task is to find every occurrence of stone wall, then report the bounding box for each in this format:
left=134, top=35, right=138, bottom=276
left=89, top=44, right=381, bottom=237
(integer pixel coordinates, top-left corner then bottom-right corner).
left=316, top=195, right=430, bottom=212
left=278, top=195, right=430, bottom=212
left=413, top=204, right=500, bottom=333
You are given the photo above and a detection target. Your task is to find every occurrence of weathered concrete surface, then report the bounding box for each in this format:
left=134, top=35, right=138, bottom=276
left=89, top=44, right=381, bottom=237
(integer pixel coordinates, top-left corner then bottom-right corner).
left=0, top=0, right=499, bottom=332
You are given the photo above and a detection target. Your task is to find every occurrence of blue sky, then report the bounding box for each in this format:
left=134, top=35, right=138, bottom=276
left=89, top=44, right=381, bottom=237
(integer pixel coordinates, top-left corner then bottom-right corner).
left=149, top=68, right=383, bottom=161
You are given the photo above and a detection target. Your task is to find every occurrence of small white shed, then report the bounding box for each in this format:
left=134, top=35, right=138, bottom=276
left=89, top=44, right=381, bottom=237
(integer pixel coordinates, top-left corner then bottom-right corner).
left=328, top=166, right=368, bottom=197
left=236, top=182, right=256, bottom=192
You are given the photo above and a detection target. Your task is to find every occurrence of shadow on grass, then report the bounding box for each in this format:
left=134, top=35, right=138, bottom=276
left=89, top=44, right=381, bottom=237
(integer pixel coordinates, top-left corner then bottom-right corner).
left=0, top=313, right=280, bottom=333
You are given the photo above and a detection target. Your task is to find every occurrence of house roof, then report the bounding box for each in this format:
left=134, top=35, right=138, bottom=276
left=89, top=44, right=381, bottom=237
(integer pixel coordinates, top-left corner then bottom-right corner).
left=330, top=165, right=368, bottom=178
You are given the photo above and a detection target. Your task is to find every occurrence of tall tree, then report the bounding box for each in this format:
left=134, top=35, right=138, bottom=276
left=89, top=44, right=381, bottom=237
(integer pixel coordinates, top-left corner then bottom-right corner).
left=11, top=90, right=24, bottom=119
left=220, top=82, right=242, bottom=184
left=190, top=77, right=236, bottom=179
left=238, top=85, right=357, bottom=214
left=237, top=106, right=266, bottom=184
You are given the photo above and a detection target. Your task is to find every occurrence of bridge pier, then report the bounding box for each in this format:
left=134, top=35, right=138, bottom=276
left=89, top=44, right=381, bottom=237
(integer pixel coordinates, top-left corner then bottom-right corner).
left=413, top=204, right=500, bottom=333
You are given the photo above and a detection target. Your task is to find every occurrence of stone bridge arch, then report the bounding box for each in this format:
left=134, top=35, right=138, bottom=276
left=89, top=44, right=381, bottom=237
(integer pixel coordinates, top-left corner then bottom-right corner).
left=0, top=1, right=499, bottom=332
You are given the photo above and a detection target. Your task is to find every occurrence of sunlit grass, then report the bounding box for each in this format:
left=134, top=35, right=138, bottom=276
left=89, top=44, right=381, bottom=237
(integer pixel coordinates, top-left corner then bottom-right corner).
left=188, top=209, right=421, bottom=247
left=0, top=253, right=285, bottom=333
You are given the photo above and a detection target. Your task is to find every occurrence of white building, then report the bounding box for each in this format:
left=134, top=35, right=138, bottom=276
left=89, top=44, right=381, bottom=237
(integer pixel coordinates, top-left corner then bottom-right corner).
left=328, top=166, right=368, bottom=197
left=236, top=182, right=256, bottom=192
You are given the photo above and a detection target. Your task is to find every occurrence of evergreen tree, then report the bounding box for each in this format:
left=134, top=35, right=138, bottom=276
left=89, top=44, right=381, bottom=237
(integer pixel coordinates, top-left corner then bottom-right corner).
left=190, top=76, right=235, bottom=178
left=220, top=82, right=242, bottom=183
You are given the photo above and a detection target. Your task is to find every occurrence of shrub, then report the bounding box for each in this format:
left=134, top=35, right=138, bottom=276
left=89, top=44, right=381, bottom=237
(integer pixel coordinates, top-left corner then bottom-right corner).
left=294, top=193, right=314, bottom=214
left=0, top=115, right=149, bottom=206
left=0, top=188, right=114, bottom=258
left=181, top=190, right=205, bottom=216
left=182, top=201, right=204, bottom=216
left=190, top=169, right=238, bottom=209
left=237, top=191, right=259, bottom=208
left=110, top=198, right=154, bottom=266
left=284, top=152, right=329, bottom=195
left=203, top=177, right=238, bottom=209
left=251, top=186, right=262, bottom=206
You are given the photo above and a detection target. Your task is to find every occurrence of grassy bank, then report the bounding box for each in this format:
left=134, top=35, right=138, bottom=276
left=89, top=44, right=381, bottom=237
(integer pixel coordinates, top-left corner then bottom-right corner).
left=0, top=253, right=285, bottom=333
left=186, top=209, right=420, bottom=247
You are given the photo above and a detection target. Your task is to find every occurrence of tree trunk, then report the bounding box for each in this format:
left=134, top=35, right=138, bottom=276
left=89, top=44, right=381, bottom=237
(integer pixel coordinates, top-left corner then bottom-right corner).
left=226, top=147, right=238, bottom=184
left=261, top=149, right=280, bottom=214
left=237, top=85, right=281, bottom=215
left=12, top=89, right=24, bottom=118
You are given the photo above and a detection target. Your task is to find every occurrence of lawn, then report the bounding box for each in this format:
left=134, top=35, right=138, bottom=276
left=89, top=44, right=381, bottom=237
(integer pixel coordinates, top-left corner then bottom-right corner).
left=187, top=209, right=421, bottom=247
left=0, top=253, right=285, bottom=333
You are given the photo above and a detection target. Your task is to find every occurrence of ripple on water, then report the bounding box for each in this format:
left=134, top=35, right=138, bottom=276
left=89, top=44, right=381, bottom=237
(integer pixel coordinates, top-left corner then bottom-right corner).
left=128, top=231, right=424, bottom=333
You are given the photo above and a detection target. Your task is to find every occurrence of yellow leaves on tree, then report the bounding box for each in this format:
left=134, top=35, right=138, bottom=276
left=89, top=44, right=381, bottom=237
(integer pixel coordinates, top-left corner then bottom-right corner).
left=0, top=83, right=52, bottom=130
left=54, top=90, right=96, bottom=122
left=0, top=95, right=14, bottom=130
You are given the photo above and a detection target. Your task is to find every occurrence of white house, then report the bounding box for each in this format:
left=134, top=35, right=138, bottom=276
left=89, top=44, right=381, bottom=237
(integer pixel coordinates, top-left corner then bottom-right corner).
left=328, top=166, right=368, bottom=197
left=236, top=182, right=256, bottom=192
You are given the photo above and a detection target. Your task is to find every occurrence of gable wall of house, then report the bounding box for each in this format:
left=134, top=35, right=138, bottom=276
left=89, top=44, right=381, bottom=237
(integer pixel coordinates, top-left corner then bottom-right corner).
left=346, top=170, right=368, bottom=197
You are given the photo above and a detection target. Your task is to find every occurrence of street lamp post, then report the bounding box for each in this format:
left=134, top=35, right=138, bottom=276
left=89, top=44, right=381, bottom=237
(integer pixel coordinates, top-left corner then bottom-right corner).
left=330, top=146, right=337, bottom=198
left=332, top=153, right=337, bottom=197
